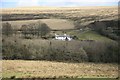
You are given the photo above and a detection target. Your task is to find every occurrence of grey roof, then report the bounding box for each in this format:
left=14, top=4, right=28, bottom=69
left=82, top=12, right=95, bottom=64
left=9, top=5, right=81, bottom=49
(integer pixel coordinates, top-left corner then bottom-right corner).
left=55, top=35, right=70, bottom=37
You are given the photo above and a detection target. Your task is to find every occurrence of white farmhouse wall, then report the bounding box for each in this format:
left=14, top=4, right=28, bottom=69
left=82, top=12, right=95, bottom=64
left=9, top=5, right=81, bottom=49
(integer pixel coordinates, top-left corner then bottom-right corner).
left=55, top=34, right=72, bottom=41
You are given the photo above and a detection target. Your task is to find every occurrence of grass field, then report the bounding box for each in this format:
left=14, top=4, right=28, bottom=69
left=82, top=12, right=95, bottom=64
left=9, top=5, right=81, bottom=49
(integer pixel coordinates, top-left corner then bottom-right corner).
left=2, top=60, right=118, bottom=78
left=3, top=19, right=74, bottom=30
left=40, top=19, right=74, bottom=30
left=67, top=30, right=115, bottom=42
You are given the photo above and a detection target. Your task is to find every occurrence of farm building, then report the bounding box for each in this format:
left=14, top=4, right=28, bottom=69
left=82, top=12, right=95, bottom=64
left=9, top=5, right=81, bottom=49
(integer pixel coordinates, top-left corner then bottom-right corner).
left=55, top=34, right=72, bottom=41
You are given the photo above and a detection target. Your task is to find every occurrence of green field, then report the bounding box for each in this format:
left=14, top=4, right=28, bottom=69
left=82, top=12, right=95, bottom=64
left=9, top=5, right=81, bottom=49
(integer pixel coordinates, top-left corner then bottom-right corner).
left=67, top=30, right=114, bottom=42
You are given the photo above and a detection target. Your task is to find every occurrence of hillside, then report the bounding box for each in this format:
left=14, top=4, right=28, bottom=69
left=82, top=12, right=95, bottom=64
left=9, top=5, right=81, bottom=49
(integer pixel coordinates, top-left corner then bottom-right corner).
left=68, top=30, right=115, bottom=42
left=2, top=6, right=117, bottom=26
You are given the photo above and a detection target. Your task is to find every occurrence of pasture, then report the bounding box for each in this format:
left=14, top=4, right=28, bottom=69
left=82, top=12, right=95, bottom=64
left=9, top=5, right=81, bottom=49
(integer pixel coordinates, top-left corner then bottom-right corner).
left=68, top=30, right=115, bottom=42
left=3, top=19, right=74, bottom=30
left=2, top=60, right=118, bottom=78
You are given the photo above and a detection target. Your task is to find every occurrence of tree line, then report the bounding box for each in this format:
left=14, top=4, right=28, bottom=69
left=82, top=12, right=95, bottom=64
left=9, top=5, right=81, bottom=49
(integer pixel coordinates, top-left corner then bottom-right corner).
left=2, top=22, right=51, bottom=38
left=2, top=37, right=119, bottom=63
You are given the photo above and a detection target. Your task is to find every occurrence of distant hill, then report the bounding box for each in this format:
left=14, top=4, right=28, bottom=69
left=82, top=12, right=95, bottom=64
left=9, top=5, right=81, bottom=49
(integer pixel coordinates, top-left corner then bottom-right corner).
left=2, top=6, right=118, bottom=40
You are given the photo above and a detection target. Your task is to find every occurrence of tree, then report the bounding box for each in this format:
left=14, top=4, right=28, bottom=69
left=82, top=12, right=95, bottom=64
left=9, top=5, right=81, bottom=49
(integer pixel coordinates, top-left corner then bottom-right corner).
left=37, top=23, right=51, bottom=37
left=2, top=22, right=13, bottom=36
left=28, top=23, right=37, bottom=37
left=21, top=25, right=29, bottom=38
left=94, top=21, right=107, bottom=35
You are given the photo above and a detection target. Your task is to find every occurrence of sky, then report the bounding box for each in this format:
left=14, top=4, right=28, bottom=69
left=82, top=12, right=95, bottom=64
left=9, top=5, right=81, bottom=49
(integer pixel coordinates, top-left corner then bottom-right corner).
left=0, top=0, right=119, bottom=8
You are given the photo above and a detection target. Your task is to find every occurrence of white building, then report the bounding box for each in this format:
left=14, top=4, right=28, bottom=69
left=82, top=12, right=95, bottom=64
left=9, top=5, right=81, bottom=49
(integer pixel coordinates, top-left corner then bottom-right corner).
left=55, top=34, right=72, bottom=41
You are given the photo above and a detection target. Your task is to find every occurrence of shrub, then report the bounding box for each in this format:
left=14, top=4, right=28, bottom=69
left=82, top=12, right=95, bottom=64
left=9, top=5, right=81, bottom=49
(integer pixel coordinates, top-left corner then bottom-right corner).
left=81, top=41, right=119, bottom=63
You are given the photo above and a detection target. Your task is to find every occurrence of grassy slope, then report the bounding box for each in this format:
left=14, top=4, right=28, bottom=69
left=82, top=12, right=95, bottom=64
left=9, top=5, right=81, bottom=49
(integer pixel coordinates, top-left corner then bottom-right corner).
left=3, top=60, right=118, bottom=78
left=68, top=30, right=114, bottom=42
left=40, top=19, right=74, bottom=30
left=2, top=6, right=117, bottom=29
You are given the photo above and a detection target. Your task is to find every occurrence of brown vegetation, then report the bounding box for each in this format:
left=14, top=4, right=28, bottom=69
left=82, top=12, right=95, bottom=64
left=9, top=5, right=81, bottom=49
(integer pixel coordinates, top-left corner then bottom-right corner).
left=2, top=6, right=117, bottom=26
left=2, top=36, right=119, bottom=63
left=2, top=60, right=118, bottom=78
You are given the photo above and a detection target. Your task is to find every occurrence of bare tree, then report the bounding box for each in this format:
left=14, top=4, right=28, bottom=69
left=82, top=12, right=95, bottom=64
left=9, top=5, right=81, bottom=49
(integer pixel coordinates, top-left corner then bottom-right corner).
left=37, top=23, right=51, bottom=37
left=21, top=25, right=29, bottom=38
left=2, top=22, right=13, bottom=36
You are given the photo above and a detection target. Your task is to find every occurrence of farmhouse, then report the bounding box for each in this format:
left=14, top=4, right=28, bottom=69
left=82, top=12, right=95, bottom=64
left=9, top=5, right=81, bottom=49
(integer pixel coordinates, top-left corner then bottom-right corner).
left=55, top=34, right=72, bottom=41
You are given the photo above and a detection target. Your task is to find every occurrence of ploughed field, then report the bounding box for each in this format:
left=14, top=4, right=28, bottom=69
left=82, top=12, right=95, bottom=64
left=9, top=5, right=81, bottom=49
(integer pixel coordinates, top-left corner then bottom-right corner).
left=2, top=60, right=118, bottom=78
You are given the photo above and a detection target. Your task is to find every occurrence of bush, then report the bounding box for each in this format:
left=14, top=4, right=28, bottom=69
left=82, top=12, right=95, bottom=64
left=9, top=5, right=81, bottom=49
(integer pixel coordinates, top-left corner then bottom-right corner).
left=2, top=38, right=33, bottom=60
left=2, top=37, right=119, bottom=63
left=81, top=41, right=119, bottom=63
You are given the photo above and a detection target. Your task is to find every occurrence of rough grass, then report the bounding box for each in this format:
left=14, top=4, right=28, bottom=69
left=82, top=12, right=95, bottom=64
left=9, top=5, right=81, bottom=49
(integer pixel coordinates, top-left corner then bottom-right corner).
left=2, top=60, right=118, bottom=78
left=2, top=6, right=117, bottom=29
left=2, top=6, right=117, bottom=16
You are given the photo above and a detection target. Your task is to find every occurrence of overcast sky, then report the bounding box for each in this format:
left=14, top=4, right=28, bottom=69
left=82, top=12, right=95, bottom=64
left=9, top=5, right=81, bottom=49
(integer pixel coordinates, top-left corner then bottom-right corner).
left=1, top=0, right=119, bottom=8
